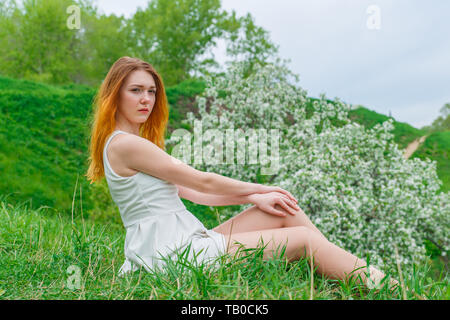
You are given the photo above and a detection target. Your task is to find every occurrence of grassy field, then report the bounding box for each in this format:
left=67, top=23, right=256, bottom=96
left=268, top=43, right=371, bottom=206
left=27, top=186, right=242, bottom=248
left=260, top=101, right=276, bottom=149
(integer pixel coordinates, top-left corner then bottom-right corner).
left=0, top=196, right=448, bottom=300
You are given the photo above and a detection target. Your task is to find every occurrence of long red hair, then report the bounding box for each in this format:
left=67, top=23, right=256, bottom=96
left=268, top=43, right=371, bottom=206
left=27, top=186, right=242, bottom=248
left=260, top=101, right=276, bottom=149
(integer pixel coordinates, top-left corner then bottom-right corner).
left=85, top=56, right=169, bottom=184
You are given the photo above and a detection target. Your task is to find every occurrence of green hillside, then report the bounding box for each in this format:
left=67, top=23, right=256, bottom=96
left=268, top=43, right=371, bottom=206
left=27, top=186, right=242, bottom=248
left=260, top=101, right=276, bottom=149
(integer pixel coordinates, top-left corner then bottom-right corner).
left=411, top=131, right=450, bottom=193
left=0, top=76, right=95, bottom=214
left=0, top=75, right=206, bottom=217
left=347, top=106, right=427, bottom=150
left=344, top=106, right=449, bottom=193
left=0, top=75, right=447, bottom=217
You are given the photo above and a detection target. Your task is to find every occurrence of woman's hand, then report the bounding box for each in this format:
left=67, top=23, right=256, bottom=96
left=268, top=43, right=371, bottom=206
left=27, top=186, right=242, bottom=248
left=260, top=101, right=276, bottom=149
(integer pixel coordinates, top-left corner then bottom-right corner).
left=256, top=184, right=298, bottom=204
left=248, top=192, right=300, bottom=217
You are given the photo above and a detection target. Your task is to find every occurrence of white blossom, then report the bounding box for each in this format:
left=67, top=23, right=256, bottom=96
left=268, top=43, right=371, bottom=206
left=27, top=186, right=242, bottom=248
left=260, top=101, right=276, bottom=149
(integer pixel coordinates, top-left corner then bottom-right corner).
left=167, top=59, right=450, bottom=275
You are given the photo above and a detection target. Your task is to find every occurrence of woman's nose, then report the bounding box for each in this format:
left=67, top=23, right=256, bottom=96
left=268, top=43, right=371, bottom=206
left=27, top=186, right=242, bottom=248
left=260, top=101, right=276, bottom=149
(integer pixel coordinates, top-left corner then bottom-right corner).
left=140, top=92, right=152, bottom=103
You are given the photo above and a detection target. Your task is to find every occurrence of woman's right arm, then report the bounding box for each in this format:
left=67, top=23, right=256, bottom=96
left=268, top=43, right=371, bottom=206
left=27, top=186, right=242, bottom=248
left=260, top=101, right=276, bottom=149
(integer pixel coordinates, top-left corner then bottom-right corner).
left=203, top=172, right=297, bottom=203
left=202, top=171, right=266, bottom=196
left=117, top=134, right=296, bottom=201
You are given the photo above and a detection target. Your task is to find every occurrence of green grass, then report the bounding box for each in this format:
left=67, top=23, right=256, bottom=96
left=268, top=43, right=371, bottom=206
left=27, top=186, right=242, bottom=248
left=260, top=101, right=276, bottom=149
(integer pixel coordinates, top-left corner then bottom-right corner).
left=0, top=197, right=447, bottom=300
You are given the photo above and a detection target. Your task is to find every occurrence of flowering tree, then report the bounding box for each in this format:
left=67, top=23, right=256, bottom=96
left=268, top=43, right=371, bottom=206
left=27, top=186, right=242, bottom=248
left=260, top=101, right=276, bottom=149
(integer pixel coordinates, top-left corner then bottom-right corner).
left=167, top=59, right=449, bottom=274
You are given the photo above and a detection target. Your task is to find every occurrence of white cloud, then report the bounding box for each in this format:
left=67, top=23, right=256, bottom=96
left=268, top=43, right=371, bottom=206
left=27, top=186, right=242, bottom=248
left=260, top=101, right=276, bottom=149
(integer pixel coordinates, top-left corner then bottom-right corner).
left=219, top=0, right=450, bottom=128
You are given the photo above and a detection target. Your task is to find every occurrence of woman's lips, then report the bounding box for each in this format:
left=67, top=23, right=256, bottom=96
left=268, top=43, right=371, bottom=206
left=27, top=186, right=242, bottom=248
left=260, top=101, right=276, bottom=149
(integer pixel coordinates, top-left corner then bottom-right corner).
left=138, top=109, right=149, bottom=113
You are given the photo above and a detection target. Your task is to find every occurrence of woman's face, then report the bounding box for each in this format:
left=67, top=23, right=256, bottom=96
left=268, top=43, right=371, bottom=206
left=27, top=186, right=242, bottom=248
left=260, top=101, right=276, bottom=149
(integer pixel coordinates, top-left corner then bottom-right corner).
left=116, top=69, right=157, bottom=129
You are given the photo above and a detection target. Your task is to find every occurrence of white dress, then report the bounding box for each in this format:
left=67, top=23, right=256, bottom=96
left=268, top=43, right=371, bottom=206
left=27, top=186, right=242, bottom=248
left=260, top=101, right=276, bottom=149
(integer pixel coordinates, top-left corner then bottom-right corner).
left=103, top=130, right=227, bottom=276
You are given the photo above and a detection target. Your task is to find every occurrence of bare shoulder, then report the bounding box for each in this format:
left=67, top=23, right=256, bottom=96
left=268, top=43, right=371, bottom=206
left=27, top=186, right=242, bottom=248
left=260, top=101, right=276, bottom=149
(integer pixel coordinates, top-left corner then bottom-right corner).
left=109, top=133, right=145, bottom=150
left=106, top=134, right=140, bottom=177
left=109, top=133, right=149, bottom=167
left=111, top=133, right=160, bottom=159
left=107, top=133, right=140, bottom=158
left=112, top=133, right=209, bottom=192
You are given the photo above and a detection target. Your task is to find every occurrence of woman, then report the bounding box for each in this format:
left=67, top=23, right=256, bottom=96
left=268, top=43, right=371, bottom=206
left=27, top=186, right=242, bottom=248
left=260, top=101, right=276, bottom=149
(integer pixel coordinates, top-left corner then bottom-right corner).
left=86, top=56, right=398, bottom=291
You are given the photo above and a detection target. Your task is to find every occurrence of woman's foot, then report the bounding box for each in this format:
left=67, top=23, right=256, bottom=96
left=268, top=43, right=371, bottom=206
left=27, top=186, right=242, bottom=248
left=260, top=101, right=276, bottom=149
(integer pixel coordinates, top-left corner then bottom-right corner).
left=366, top=265, right=400, bottom=292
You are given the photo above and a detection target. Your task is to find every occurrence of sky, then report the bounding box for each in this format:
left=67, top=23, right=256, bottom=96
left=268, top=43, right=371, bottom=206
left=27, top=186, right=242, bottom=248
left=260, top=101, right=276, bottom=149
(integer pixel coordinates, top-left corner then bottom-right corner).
left=95, top=0, right=450, bottom=129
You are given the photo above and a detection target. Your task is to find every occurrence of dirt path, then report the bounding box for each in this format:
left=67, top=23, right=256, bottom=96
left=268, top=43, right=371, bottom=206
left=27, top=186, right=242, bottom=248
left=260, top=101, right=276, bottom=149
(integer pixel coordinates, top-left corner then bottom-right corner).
left=403, top=135, right=427, bottom=159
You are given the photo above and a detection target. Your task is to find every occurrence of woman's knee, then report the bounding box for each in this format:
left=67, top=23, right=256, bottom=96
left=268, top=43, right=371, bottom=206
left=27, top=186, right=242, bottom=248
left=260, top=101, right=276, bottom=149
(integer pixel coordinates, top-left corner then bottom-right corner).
left=286, top=226, right=318, bottom=245
left=224, top=226, right=321, bottom=261
left=277, top=205, right=306, bottom=227
left=279, top=207, right=328, bottom=240
left=213, top=205, right=285, bottom=235
left=284, top=226, right=329, bottom=259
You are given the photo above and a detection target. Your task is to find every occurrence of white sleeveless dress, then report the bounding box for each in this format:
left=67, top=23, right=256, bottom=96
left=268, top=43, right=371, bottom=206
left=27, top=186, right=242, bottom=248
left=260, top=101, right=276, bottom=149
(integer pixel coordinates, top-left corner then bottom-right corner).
left=103, top=130, right=227, bottom=276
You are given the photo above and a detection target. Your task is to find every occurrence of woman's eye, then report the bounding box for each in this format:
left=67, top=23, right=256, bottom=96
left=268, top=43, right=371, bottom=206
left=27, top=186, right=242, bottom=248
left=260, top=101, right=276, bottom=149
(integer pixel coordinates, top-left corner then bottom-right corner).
left=132, top=89, right=156, bottom=94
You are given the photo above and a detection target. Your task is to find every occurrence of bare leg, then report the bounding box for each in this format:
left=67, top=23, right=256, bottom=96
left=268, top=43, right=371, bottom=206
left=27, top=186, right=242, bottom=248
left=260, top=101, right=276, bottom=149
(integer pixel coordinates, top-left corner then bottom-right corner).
left=213, top=204, right=327, bottom=240
left=213, top=204, right=398, bottom=289
left=222, top=225, right=398, bottom=290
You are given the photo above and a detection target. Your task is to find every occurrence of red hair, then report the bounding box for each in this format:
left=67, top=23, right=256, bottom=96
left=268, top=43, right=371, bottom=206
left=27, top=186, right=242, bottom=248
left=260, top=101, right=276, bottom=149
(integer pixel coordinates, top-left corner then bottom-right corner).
left=85, top=56, right=169, bottom=184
